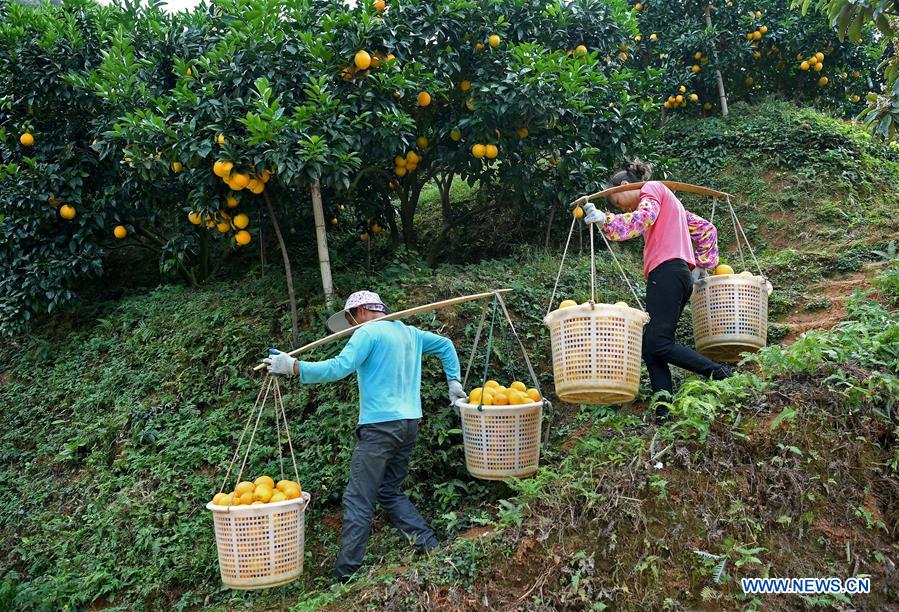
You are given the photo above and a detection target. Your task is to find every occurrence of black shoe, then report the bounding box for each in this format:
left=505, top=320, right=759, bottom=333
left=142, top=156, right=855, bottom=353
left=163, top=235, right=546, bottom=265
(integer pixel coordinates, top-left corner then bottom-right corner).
left=654, top=405, right=671, bottom=424
left=712, top=365, right=733, bottom=380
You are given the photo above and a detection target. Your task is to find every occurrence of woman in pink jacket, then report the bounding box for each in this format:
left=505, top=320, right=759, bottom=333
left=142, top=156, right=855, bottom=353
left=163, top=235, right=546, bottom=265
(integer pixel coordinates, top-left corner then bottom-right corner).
left=582, top=160, right=731, bottom=420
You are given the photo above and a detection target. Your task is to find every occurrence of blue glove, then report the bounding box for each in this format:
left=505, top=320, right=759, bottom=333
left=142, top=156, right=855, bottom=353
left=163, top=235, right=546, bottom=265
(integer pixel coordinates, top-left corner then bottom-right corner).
left=582, top=202, right=609, bottom=225
left=448, top=380, right=467, bottom=405
left=263, top=348, right=298, bottom=377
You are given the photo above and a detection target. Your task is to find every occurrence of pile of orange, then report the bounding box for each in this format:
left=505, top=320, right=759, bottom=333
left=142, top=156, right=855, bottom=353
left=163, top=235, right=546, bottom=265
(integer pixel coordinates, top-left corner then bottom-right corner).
left=211, top=476, right=302, bottom=506
left=466, top=380, right=541, bottom=406
left=394, top=150, right=421, bottom=176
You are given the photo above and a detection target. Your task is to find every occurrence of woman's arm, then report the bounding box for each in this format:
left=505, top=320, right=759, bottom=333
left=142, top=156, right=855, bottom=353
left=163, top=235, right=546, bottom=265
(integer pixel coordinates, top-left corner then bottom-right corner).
left=686, top=211, right=719, bottom=269
left=600, top=198, right=661, bottom=241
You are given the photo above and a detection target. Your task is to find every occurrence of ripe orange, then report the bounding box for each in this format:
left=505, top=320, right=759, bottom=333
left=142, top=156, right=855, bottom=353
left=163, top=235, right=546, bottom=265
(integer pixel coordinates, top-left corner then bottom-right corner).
left=759, top=25, right=768, bottom=34
left=216, top=221, right=230, bottom=233
left=484, top=144, right=498, bottom=159
left=270, top=491, right=287, bottom=503
left=573, top=206, right=584, bottom=218
left=188, top=211, right=201, bottom=225
left=233, top=213, right=249, bottom=229
left=484, top=380, right=499, bottom=389
left=416, top=136, right=428, bottom=148
left=459, top=80, right=471, bottom=92
left=360, top=232, right=369, bottom=241
left=492, top=392, right=508, bottom=406
left=517, top=127, right=528, bottom=138
left=703, top=102, right=712, bottom=110
left=354, top=50, right=371, bottom=70
left=815, top=51, right=824, bottom=62
left=372, top=223, right=382, bottom=234
left=331, top=217, right=338, bottom=225
left=689, top=93, right=698, bottom=102
left=813, top=62, right=823, bottom=72
left=471, top=144, right=486, bottom=158
left=373, top=0, right=385, bottom=10
left=745, top=77, right=754, bottom=86
left=510, top=381, right=526, bottom=392
left=171, top=161, right=182, bottom=173
left=216, top=133, right=226, bottom=145
left=526, top=388, right=541, bottom=402
left=675, top=94, right=684, bottom=103
left=59, top=205, right=76, bottom=220
left=226, top=195, right=239, bottom=208
left=406, top=150, right=419, bottom=164
left=235, top=230, right=252, bottom=246
left=818, top=76, right=828, bottom=86
left=417, top=91, right=431, bottom=106
left=239, top=491, right=254, bottom=505
left=691, top=65, right=700, bottom=73
left=800, top=61, right=809, bottom=71
left=395, top=166, right=407, bottom=177
left=468, top=387, right=483, bottom=403
left=489, top=34, right=500, bottom=48
left=450, top=129, right=462, bottom=141
left=19, top=132, right=34, bottom=147
left=231, top=173, right=250, bottom=189
left=465, top=98, right=475, bottom=110
left=114, top=225, right=127, bottom=239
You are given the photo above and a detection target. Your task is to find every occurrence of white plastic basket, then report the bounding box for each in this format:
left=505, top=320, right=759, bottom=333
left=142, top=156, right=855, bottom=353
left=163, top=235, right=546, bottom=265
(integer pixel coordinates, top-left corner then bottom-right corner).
left=544, top=303, right=650, bottom=404
left=691, top=274, right=768, bottom=362
left=207, top=492, right=311, bottom=590
left=456, top=400, right=543, bottom=480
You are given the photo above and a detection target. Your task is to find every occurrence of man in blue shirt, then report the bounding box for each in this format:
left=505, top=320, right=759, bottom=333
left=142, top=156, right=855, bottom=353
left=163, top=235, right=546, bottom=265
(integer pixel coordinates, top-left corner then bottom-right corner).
left=264, top=290, right=467, bottom=581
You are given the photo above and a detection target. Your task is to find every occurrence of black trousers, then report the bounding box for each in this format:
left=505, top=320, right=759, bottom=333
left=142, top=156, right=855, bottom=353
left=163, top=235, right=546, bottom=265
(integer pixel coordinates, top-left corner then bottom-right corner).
left=643, top=259, right=730, bottom=395
left=333, top=418, right=437, bottom=580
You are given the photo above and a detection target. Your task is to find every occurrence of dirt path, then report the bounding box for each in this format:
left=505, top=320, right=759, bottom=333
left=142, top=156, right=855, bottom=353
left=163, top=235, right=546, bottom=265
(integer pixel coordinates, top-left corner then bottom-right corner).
left=778, top=262, right=885, bottom=344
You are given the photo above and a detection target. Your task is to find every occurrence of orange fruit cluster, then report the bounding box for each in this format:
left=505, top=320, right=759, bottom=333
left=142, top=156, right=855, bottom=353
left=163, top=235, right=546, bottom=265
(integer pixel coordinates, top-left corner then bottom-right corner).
left=211, top=476, right=302, bottom=506
left=467, top=380, right=541, bottom=406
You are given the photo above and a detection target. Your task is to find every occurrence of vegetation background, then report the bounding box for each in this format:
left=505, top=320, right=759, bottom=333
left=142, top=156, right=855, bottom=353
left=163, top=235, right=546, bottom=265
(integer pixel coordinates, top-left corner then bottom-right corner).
left=1, top=0, right=897, bottom=609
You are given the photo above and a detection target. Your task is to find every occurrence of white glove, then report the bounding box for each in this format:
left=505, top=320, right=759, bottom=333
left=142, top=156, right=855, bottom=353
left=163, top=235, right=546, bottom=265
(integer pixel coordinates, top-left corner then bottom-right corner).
left=582, top=202, right=608, bottom=225
left=263, top=348, right=298, bottom=377
left=448, top=380, right=467, bottom=405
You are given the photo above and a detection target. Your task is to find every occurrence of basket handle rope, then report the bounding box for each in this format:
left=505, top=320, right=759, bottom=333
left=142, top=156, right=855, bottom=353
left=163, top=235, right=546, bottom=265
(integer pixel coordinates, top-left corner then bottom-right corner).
left=461, top=303, right=490, bottom=391
left=218, top=375, right=302, bottom=507
left=545, top=210, right=579, bottom=318
left=726, top=196, right=765, bottom=278
left=273, top=379, right=302, bottom=487
left=219, top=376, right=273, bottom=494
left=597, top=228, right=645, bottom=311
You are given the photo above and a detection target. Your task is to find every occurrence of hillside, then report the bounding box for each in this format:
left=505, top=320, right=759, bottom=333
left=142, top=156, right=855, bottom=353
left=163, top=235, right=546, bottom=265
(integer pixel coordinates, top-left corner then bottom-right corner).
left=0, top=102, right=897, bottom=610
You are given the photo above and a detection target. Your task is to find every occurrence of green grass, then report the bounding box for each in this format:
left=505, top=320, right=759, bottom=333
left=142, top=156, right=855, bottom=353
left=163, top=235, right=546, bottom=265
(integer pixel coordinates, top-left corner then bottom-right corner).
left=2, top=101, right=898, bottom=610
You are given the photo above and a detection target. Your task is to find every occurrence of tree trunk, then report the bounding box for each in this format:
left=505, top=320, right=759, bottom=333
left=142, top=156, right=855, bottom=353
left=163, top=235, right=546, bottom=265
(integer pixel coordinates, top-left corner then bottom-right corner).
left=309, top=180, right=336, bottom=308
left=544, top=205, right=557, bottom=250
left=399, top=179, right=425, bottom=249
left=705, top=4, right=729, bottom=116
left=427, top=173, right=454, bottom=267
left=263, top=191, right=300, bottom=345
left=380, top=186, right=400, bottom=248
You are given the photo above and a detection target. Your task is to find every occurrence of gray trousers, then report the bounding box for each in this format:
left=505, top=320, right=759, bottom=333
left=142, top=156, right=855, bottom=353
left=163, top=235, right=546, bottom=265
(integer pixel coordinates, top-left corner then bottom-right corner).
left=333, top=418, right=438, bottom=580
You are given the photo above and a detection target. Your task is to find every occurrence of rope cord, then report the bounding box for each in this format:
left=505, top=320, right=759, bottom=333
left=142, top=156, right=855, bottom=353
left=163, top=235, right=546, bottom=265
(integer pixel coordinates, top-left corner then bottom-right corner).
left=273, top=379, right=302, bottom=486
left=589, top=224, right=597, bottom=303
left=598, top=230, right=645, bottom=311
left=729, top=200, right=746, bottom=268
left=726, top=197, right=765, bottom=277
left=494, top=291, right=543, bottom=395
left=709, top=197, right=717, bottom=225
left=545, top=211, right=579, bottom=318
left=219, top=376, right=272, bottom=494
left=462, top=303, right=489, bottom=390
left=275, top=385, right=284, bottom=483
left=477, top=296, right=499, bottom=411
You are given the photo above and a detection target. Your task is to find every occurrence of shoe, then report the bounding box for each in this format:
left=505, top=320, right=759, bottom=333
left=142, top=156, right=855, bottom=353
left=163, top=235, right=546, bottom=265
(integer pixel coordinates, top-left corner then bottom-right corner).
left=712, top=365, right=733, bottom=380
left=654, top=405, right=671, bottom=424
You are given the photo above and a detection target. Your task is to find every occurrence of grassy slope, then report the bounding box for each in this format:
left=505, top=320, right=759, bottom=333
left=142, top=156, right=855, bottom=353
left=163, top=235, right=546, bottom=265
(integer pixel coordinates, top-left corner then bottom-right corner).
left=0, top=101, right=896, bottom=610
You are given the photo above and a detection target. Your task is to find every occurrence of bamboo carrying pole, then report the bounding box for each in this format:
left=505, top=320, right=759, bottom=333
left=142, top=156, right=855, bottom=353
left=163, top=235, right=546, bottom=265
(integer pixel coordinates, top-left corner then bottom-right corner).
left=310, top=181, right=336, bottom=308
left=573, top=181, right=733, bottom=206
left=253, top=289, right=513, bottom=372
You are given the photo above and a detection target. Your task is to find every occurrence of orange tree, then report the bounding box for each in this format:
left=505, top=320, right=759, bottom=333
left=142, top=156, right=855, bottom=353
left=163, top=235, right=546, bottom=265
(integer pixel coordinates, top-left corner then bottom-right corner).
left=795, top=0, right=899, bottom=138
left=628, top=0, right=881, bottom=118
left=0, top=0, right=153, bottom=335
left=323, top=0, right=647, bottom=251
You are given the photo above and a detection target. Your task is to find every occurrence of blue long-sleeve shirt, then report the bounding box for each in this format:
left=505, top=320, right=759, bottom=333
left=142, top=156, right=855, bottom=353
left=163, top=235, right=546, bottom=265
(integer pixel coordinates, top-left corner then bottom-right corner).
left=298, top=320, right=461, bottom=425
